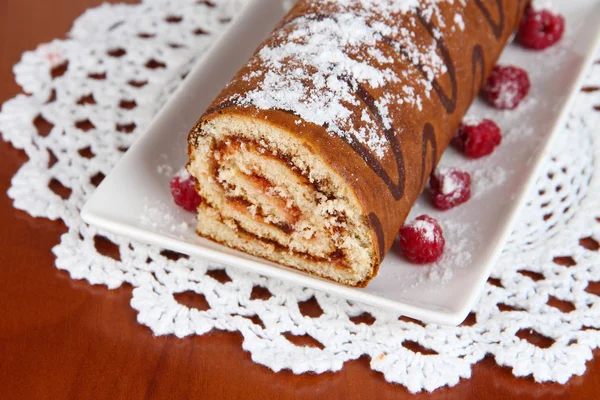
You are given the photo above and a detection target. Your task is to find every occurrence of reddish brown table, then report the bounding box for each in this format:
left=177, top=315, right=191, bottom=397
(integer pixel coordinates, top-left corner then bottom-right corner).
left=1, top=1, right=599, bottom=399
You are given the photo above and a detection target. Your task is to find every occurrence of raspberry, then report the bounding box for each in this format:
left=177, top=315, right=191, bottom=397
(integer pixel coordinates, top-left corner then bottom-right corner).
left=429, top=168, right=471, bottom=210
left=399, top=215, right=445, bottom=264
left=452, top=118, right=502, bottom=159
left=483, top=65, right=530, bottom=109
left=170, top=173, right=202, bottom=212
left=518, top=8, right=565, bottom=50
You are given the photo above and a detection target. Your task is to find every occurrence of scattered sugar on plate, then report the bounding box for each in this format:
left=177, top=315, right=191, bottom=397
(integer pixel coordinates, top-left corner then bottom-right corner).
left=503, top=124, right=534, bottom=144
left=156, top=153, right=176, bottom=177
left=471, top=166, right=507, bottom=198
left=531, top=0, right=556, bottom=11
left=174, top=167, right=190, bottom=180
left=397, top=218, right=472, bottom=291
left=140, top=197, right=191, bottom=238
left=461, top=115, right=483, bottom=126
left=425, top=219, right=472, bottom=286
left=157, top=163, right=173, bottom=177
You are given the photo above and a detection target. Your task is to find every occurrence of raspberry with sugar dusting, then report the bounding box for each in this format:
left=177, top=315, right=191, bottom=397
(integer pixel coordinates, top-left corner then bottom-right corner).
left=430, top=168, right=471, bottom=210
left=453, top=118, right=502, bottom=159
left=170, top=171, right=202, bottom=212
left=399, top=215, right=445, bottom=264
left=483, top=65, right=530, bottom=110
left=518, top=8, right=565, bottom=50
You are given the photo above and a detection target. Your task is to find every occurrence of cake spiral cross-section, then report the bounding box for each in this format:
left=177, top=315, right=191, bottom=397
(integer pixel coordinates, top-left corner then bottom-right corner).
left=187, top=0, right=528, bottom=287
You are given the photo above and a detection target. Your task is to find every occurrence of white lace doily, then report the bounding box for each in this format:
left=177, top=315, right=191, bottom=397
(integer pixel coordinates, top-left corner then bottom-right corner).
left=1, top=0, right=599, bottom=393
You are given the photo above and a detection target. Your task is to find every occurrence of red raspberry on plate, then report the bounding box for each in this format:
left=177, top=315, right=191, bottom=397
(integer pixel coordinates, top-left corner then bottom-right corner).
left=429, top=168, right=471, bottom=210
left=399, top=215, right=445, bottom=264
left=452, top=118, right=502, bottom=159
left=170, top=173, right=202, bottom=212
left=518, top=8, right=565, bottom=50
left=483, top=65, right=530, bottom=110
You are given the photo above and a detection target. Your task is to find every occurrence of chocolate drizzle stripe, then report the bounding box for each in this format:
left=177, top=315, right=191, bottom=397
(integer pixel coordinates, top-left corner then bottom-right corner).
left=368, top=212, right=385, bottom=262
left=419, top=123, right=438, bottom=190
left=474, top=0, right=505, bottom=39
left=471, top=44, right=485, bottom=99
left=380, top=33, right=457, bottom=115
left=340, top=76, right=406, bottom=201
left=413, top=10, right=458, bottom=114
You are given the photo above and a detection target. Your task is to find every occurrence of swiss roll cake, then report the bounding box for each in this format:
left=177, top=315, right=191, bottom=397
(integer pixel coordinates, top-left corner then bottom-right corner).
left=187, top=0, right=528, bottom=286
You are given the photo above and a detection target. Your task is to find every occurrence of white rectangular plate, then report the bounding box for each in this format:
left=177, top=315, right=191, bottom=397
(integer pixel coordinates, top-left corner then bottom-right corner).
left=81, top=0, right=600, bottom=325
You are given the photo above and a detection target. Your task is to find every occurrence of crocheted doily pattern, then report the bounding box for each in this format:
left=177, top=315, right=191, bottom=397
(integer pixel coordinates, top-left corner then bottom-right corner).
left=1, top=0, right=599, bottom=393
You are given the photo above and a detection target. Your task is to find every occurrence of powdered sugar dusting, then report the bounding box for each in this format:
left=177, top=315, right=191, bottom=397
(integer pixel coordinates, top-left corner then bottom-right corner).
left=472, top=166, right=507, bottom=198
left=441, top=174, right=460, bottom=195
left=495, top=80, right=521, bottom=109
left=233, top=0, right=463, bottom=159
left=435, top=167, right=466, bottom=200
left=503, top=123, right=534, bottom=144
left=531, top=0, right=556, bottom=11
left=401, top=218, right=471, bottom=290
left=453, top=14, right=465, bottom=31
left=409, top=219, right=436, bottom=242
left=140, top=198, right=191, bottom=237
left=462, top=115, right=483, bottom=126
left=157, top=163, right=173, bottom=177
left=427, top=219, right=471, bottom=283
left=174, top=167, right=190, bottom=180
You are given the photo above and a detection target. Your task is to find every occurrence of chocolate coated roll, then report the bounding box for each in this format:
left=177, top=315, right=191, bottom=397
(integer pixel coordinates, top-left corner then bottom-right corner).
left=187, top=0, right=528, bottom=286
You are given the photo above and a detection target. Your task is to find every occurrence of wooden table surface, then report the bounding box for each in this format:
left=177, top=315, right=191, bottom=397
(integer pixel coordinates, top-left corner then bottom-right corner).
left=1, top=0, right=599, bottom=399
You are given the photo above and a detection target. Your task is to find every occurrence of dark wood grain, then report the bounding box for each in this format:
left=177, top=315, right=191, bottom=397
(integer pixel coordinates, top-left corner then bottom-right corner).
left=0, top=0, right=599, bottom=399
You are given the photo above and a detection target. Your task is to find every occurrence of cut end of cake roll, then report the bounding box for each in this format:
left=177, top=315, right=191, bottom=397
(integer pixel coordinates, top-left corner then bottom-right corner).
left=187, top=111, right=379, bottom=287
